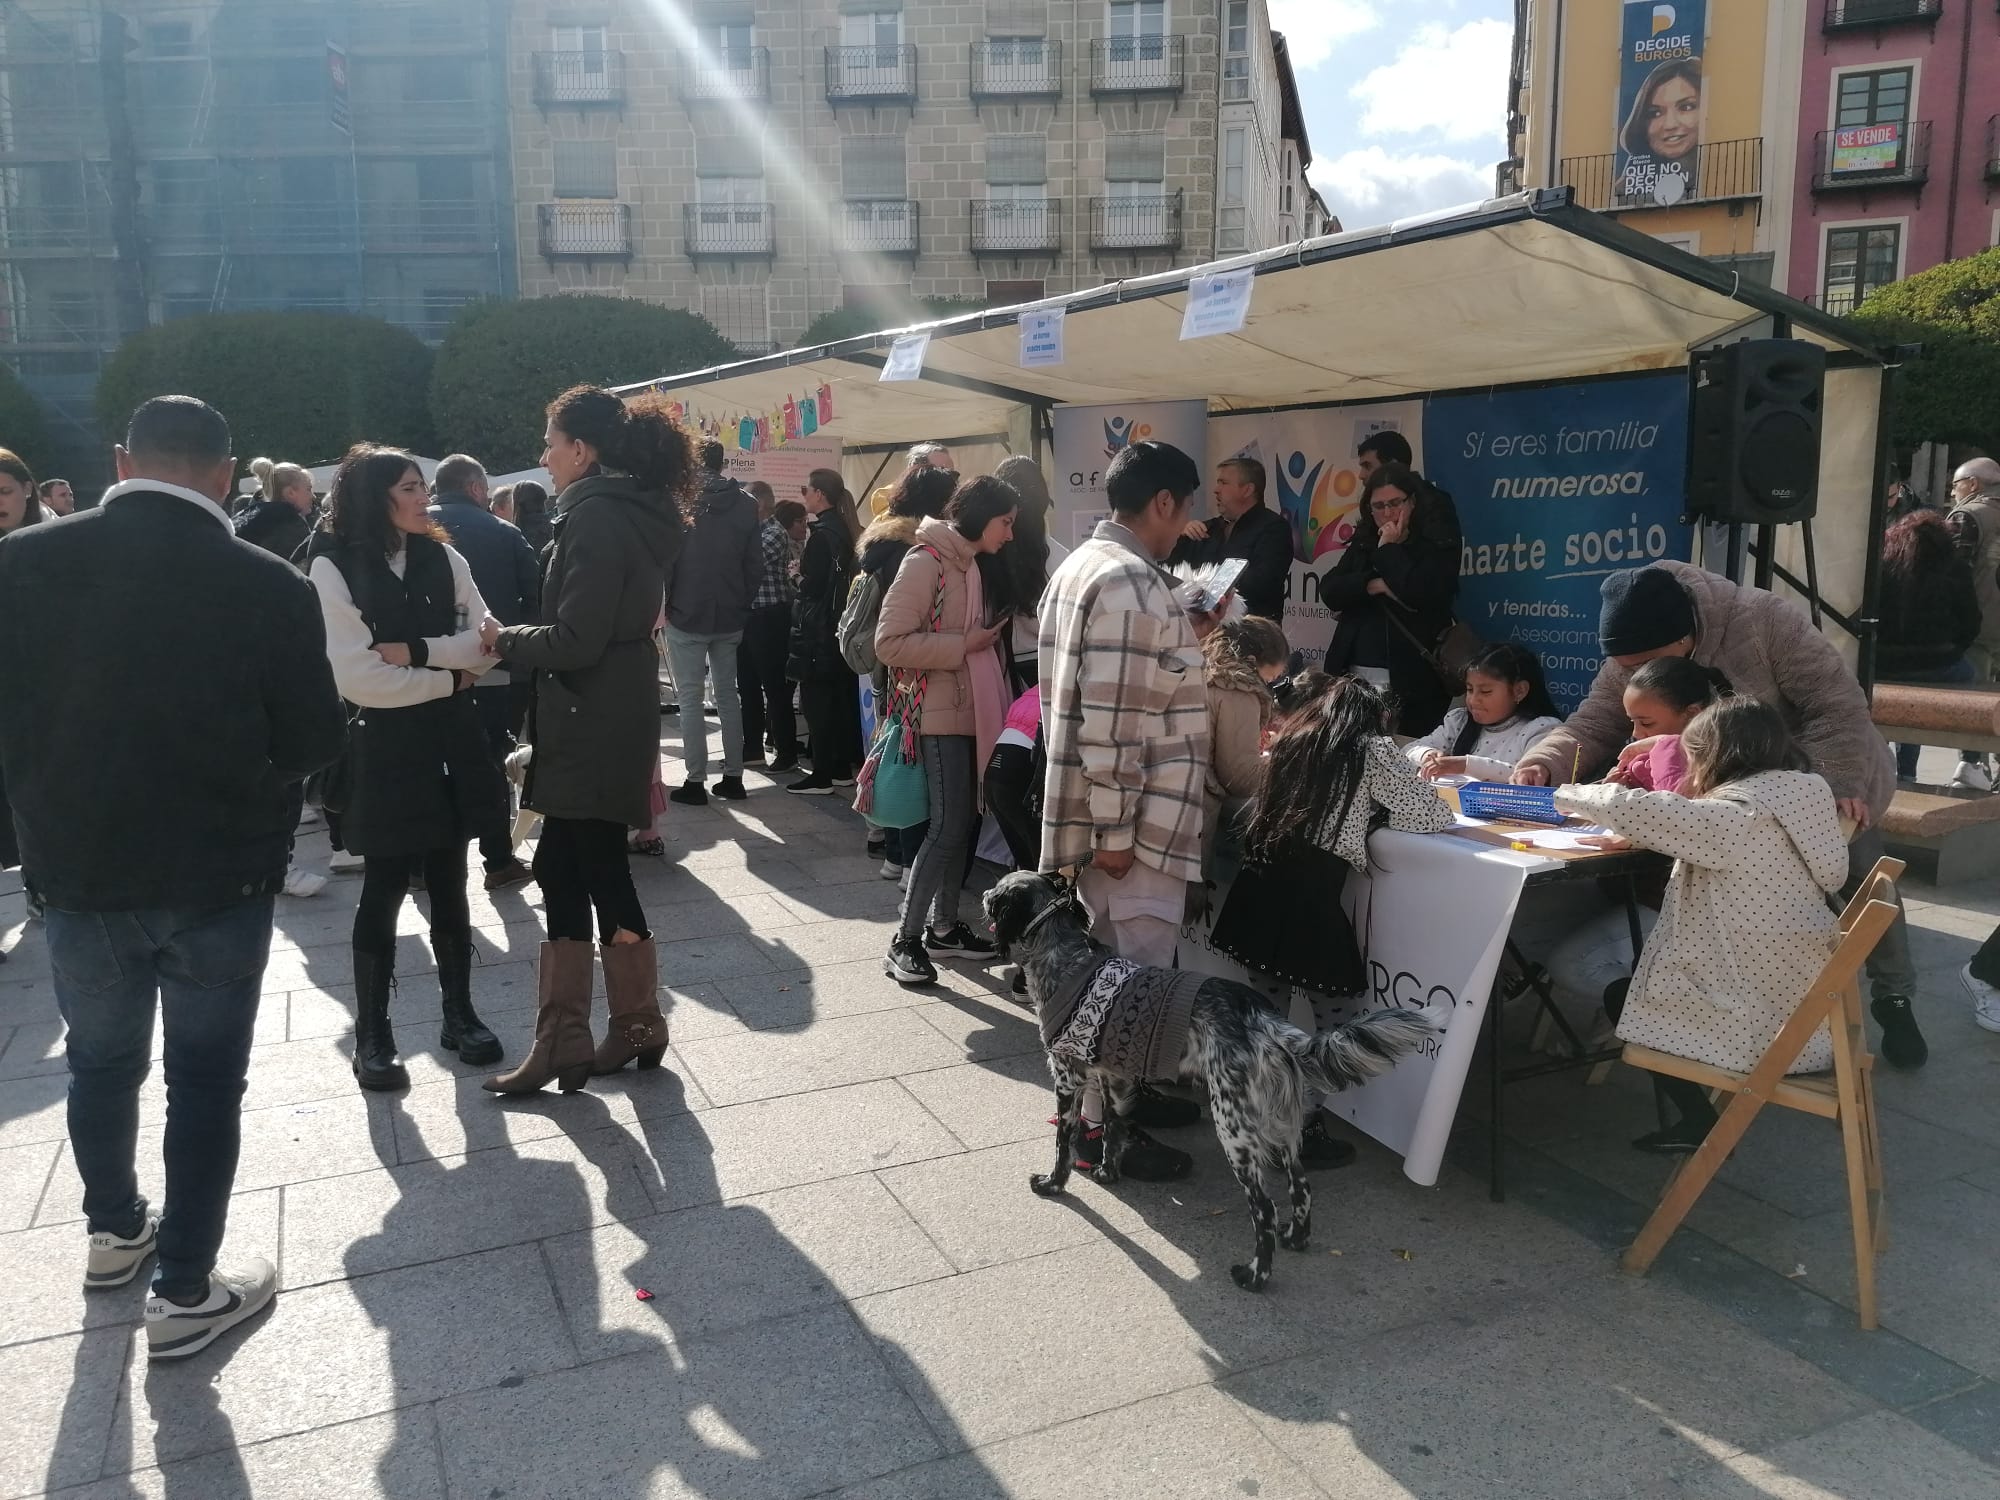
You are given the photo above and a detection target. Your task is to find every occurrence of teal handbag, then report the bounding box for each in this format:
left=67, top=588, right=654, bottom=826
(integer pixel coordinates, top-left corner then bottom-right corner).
left=853, top=553, right=941, bottom=830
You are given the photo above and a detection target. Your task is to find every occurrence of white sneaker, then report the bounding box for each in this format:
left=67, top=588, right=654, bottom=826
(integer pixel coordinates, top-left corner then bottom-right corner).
left=1964, top=964, right=2000, bottom=1034
left=85, top=1213, right=159, bottom=1289
left=282, top=865, right=328, bottom=898
left=328, top=849, right=365, bottom=873
left=295, top=805, right=325, bottom=830
left=145, top=1258, right=278, bottom=1361
left=879, top=858, right=901, bottom=881
left=1952, top=760, right=1996, bottom=793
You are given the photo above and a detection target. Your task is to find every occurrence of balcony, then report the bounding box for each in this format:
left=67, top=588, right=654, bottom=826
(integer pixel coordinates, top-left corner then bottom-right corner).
left=533, top=51, right=625, bottom=107
left=1088, top=191, right=1183, bottom=252
left=224, top=202, right=356, bottom=254
left=1803, top=291, right=1862, bottom=317
left=683, top=200, right=774, bottom=259
left=969, top=39, right=1062, bottom=100
left=1089, top=35, right=1185, bottom=96
left=0, top=204, right=113, bottom=256
left=364, top=199, right=500, bottom=254
left=1822, top=0, right=1943, bottom=31
left=680, top=47, right=770, bottom=103
left=1987, top=116, right=2000, bottom=182
left=971, top=198, right=1062, bottom=256
left=539, top=202, right=632, bottom=259
left=824, top=45, right=917, bottom=105
left=1559, top=137, right=1763, bottom=212
left=839, top=199, right=919, bottom=256
left=1811, top=120, right=1930, bottom=192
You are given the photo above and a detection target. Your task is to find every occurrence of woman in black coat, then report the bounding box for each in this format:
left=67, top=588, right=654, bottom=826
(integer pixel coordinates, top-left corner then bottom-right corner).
left=1320, top=461, right=1463, bottom=736
left=785, top=468, right=864, bottom=794
left=479, top=387, right=690, bottom=1095
left=1877, top=508, right=1982, bottom=780
left=305, top=446, right=511, bottom=1091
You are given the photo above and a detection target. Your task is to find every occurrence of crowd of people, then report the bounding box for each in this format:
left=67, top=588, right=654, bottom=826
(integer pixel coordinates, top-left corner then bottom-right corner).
left=0, top=393, right=1996, bottom=1362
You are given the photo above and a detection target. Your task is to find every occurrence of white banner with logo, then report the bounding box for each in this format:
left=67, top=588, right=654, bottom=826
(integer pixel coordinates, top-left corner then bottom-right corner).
left=1179, top=829, right=1528, bottom=1187
left=723, top=434, right=843, bottom=497
left=1051, top=399, right=1211, bottom=549
left=1206, top=401, right=1423, bottom=665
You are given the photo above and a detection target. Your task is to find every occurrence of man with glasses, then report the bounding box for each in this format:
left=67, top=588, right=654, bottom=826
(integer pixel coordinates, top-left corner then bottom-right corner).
left=1945, top=458, right=2000, bottom=791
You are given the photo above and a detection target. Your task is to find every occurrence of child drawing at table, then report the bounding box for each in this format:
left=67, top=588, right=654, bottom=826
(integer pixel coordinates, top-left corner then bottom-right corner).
left=1199, top=615, right=1290, bottom=885
left=1556, top=700, right=1850, bottom=1155
left=1406, top=641, right=1564, bottom=781
left=1209, top=673, right=1453, bottom=1167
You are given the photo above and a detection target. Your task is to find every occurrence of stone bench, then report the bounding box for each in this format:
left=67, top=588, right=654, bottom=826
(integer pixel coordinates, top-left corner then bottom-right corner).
left=1880, top=787, right=2000, bottom=885
left=1871, top=682, right=2000, bottom=756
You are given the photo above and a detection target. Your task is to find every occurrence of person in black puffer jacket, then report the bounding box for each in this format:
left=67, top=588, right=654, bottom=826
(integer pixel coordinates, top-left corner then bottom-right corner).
left=786, top=469, right=865, bottom=793
left=234, top=458, right=317, bottom=566
left=304, top=446, right=511, bottom=1092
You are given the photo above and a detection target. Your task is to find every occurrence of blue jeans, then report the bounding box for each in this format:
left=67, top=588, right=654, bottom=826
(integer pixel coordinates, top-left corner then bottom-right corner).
left=664, top=624, right=745, bottom=781
left=1887, top=657, right=1976, bottom=779
left=46, top=899, right=274, bottom=1298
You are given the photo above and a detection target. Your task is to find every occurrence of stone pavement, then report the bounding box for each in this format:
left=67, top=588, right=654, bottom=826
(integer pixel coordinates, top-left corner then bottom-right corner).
left=1, top=728, right=1997, bottom=1499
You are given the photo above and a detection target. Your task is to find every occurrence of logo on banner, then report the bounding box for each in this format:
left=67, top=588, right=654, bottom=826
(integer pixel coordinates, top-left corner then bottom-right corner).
left=1274, top=449, right=1365, bottom=563
left=1651, top=4, right=1676, bottom=34
left=1101, top=414, right=1155, bottom=462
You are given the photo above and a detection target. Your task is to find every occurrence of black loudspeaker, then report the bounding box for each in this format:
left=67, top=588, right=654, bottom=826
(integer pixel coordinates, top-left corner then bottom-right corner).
left=1685, top=338, right=1826, bottom=524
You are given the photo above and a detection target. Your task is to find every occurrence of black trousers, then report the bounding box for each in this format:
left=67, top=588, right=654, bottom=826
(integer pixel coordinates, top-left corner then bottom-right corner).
left=471, top=686, right=522, bottom=871
left=798, top=672, right=861, bottom=779
left=984, top=742, right=1040, bottom=871
left=739, top=605, right=799, bottom=762
left=534, top=816, right=648, bottom=943
left=354, top=845, right=470, bottom=957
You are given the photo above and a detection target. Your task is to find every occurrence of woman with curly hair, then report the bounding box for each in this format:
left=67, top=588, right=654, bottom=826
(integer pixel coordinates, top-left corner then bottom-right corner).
left=480, top=387, right=690, bottom=1094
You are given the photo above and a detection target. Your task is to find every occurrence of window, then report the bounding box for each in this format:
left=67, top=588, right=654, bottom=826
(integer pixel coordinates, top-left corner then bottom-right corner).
left=1834, top=67, right=1910, bottom=129
left=704, top=21, right=754, bottom=68
left=1106, top=0, right=1170, bottom=85
left=548, top=24, right=615, bottom=102
left=1218, top=127, right=1246, bottom=251
left=1830, top=66, right=1913, bottom=177
left=1821, top=224, right=1900, bottom=314
left=838, top=10, right=907, bottom=94
left=553, top=140, right=617, bottom=198
left=1223, top=0, right=1249, bottom=101
left=144, top=22, right=197, bottom=57
left=987, top=35, right=1045, bottom=66
left=841, top=135, right=907, bottom=200
left=987, top=134, right=1047, bottom=186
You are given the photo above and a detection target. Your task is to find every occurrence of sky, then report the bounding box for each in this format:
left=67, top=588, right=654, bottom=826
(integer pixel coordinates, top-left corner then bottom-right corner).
left=1269, top=0, right=1515, bottom=230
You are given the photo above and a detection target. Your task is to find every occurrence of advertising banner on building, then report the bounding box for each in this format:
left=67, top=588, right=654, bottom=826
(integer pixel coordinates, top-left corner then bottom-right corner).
left=1206, top=401, right=1423, bottom=664
left=1615, top=0, right=1707, bottom=206
left=1051, top=399, right=1210, bottom=548
left=1831, top=122, right=1900, bottom=176
left=1423, top=374, right=1693, bottom=712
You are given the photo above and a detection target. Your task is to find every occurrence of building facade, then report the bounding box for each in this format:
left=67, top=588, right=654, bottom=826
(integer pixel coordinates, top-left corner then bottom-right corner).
left=503, top=0, right=1319, bottom=353
left=0, top=0, right=514, bottom=478
left=1503, top=0, right=2000, bottom=314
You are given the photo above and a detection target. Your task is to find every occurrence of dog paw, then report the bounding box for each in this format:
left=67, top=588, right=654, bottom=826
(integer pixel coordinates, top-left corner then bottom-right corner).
left=1279, top=1228, right=1311, bottom=1252
left=1229, top=1262, right=1270, bottom=1293
left=1089, top=1164, right=1122, bottom=1187
left=1029, top=1172, right=1067, bottom=1198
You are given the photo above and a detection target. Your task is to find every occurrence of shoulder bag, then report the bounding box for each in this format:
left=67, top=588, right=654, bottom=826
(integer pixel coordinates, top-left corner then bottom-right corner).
left=853, top=548, right=944, bottom=829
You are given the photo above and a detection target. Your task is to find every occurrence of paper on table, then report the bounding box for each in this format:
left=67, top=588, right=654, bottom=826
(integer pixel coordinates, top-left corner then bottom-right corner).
left=1516, top=827, right=1616, bottom=850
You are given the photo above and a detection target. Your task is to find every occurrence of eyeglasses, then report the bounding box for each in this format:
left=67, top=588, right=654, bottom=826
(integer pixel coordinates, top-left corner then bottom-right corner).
left=1369, top=497, right=1411, bottom=515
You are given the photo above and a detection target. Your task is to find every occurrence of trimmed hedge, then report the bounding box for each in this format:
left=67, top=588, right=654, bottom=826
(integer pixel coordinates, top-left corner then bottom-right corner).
left=430, top=296, right=737, bottom=472
left=0, top=361, right=54, bottom=477
left=1849, top=248, right=2000, bottom=461
left=95, top=312, right=436, bottom=470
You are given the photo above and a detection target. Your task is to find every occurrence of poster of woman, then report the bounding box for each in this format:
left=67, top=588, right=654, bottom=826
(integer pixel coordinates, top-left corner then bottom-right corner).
left=1615, top=1, right=1707, bottom=207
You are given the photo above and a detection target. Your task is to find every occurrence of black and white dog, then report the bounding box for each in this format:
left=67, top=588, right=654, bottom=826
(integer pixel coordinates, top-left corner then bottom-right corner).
left=985, top=870, right=1434, bottom=1291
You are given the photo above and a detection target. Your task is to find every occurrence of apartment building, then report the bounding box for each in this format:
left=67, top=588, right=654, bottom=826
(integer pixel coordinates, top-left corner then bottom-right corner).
left=504, top=0, right=1321, bottom=354
left=0, top=0, right=513, bottom=477
left=1501, top=0, right=2000, bottom=314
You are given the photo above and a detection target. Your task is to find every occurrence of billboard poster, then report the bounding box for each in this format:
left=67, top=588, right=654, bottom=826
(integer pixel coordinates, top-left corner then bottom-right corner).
left=1615, top=0, right=1706, bottom=207
left=1051, top=399, right=1210, bottom=548
left=1422, top=375, right=1693, bottom=712
left=1207, top=401, right=1423, bottom=664
left=1831, top=122, right=1900, bottom=175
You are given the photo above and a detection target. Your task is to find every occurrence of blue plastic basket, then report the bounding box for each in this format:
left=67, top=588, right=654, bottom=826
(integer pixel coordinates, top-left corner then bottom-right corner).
left=1458, top=781, right=1564, bottom=826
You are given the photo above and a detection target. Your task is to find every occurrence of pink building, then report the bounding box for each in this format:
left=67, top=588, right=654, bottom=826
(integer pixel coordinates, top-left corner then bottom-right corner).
left=1789, top=0, right=2000, bottom=313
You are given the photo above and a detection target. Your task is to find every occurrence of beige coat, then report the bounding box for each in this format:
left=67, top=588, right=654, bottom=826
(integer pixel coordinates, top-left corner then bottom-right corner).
left=874, top=516, right=990, bottom=738
left=1518, top=561, right=1895, bottom=821
left=1556, top=771, right=1848, bottom=1074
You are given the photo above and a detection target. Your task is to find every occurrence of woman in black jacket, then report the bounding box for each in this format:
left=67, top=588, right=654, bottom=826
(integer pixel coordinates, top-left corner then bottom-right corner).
left=1878, top=508, right=1982, bottom=780
left=480, top=387, right=690, bottom=1094
left=305, top=446, right=511, bottom=1090
left=1320, top=461, right=1463, bottom=736
left=785, top=468, right=864, bottom=795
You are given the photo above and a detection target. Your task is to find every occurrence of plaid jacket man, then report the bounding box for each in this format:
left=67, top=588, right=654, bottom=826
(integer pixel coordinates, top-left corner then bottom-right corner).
left=1037, top=519, right=1210, bottom=883
left=750, top=516, right=797, bottom=612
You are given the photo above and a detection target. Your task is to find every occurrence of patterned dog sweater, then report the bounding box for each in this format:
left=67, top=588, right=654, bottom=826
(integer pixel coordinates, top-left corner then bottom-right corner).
left=1038, top=954, right=1204, bottom=1081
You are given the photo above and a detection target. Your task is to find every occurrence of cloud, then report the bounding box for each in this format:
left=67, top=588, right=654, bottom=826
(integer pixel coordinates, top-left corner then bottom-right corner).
left=1352, top=18, right=1512, bottom=144
left=1314, top=147, right=1494, bottom=227
left=1266, top=1, right=1381, bottom=71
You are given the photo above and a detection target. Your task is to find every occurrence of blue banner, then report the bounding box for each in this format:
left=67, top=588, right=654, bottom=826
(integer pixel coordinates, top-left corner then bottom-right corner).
left=1615, top=0, right=1706, bottom=207
left=1423, top=375, right=1692, bottom=712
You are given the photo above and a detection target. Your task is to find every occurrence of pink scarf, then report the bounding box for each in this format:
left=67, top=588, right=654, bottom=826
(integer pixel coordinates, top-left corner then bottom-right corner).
left=963, top=561, right=1009, bottom=806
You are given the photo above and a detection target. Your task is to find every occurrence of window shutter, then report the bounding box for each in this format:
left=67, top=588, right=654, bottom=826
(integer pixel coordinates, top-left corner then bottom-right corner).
left=985, top=0, right=1047, bottom=33
left=986, top=134, right=1046, bottom=185
left=839, top=0, right=901, bottom=13
left=697, top=134, right=763, bottom=179
left=1104, top=132, right=1165, bottom=182
left=552, top=140, right=617, bottom=198
left=842, top=135, right=907, bottom=198
left=691, top=2, right=755, bottom=21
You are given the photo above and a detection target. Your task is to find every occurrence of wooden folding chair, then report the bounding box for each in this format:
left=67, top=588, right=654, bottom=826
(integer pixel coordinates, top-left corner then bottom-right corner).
left=1617, top=856, right=1903, bottom=1330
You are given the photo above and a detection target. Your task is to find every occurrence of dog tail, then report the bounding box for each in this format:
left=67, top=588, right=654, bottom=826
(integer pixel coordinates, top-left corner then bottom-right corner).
left=1287, top=1008, right=1434, bottom=1095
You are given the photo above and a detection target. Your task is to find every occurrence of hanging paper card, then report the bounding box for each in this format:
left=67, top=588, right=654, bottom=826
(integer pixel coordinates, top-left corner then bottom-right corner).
left=1020, top=307, right=1065, bottom=368
left=818, top=383, right=834, bottom=423
left=1179, top=268, right=1256, bottom=341
left=738, top=416, right=756, bottom=450
left=754, top=416, right=770, bottom=450
left=783, top=396, right=800, bottom=439
left=800, top=393, right=819, bottom=436
left=879, top=332, right=929, bottom=382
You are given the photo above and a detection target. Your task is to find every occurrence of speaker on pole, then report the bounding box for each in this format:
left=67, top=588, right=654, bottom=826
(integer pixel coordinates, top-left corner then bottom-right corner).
left=1685, top=338, right=1826, bottom=525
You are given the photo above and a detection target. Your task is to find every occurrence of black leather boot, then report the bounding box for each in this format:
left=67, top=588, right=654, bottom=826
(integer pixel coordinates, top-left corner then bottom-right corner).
left=351, top=948, right=409, bottom=1091
left=436, top=935, right=501, bottom=1066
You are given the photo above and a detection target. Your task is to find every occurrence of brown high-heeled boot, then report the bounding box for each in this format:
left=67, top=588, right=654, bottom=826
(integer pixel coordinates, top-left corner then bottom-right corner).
left=483, top=940, right=595, bottom=1095
left=594, top=938, right=668, bottom=1074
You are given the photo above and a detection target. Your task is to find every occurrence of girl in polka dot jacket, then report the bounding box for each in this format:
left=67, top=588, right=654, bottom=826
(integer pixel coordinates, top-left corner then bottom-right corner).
left=1553, top=698, right=1850, bottom=1155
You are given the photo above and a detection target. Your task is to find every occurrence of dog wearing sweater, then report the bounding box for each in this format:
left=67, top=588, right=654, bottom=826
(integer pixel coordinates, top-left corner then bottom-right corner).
left=984, top=870, right=1434, bottom=1291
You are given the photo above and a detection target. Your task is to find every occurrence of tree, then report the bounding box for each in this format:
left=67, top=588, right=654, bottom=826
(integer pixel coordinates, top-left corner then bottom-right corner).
left=96, top=312, right=437, bottom=470
left=796, top=296, right=992, bottom=350
left=0, top=361, right=54, bottom=476
left=430, top=296, right=737, bottom=472
left=1848, top=248, right=2000, bottom=462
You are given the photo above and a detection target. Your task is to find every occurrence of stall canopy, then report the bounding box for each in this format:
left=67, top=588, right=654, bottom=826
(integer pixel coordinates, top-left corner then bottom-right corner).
left=624, top=189, right=1892, bottom=655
